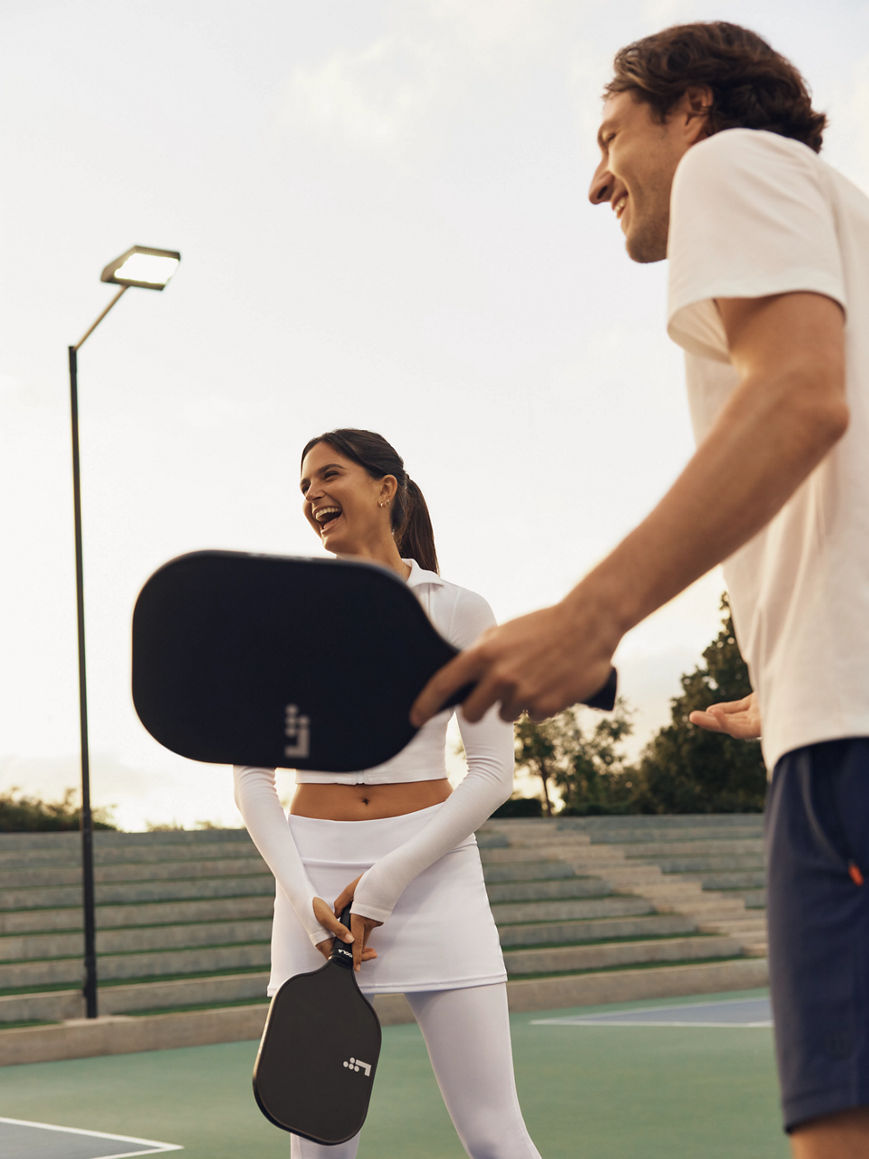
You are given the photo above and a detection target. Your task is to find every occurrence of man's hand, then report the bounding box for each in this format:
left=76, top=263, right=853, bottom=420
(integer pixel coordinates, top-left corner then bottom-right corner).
left=688, top=692, right=761, bottom=740
left=411, top=600, right=617, bottom=726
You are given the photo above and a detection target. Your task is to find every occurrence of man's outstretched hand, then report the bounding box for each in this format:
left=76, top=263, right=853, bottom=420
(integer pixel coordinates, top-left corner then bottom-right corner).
left=411, top=601, right=617, bottom=726
left=688, top=692, right=761, bottom=740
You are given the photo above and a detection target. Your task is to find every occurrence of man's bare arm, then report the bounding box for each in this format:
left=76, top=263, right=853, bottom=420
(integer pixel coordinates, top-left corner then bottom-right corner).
left=413, top=292, right=847, bottom=725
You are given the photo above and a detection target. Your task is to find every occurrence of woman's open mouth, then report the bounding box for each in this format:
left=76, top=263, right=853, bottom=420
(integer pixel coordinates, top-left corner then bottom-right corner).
left=314, top=506, right=342, bottom=535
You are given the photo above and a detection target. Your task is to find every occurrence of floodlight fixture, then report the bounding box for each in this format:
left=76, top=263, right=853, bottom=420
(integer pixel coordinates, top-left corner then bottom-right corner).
left=101, top=245, right=181, bottom=291
left=73, top=245, right=181, bottom=350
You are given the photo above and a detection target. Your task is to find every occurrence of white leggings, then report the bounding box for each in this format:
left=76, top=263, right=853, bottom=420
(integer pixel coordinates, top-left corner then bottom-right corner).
left=289, top=983, right=541, bottom=1159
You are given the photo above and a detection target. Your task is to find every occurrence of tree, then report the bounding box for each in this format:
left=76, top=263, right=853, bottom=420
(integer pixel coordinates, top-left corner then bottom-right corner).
left=0, top=786, right=117, bottom=832
left=633, top=594, right=766, bottom=813
left=514, top=698, right=635, bottom=816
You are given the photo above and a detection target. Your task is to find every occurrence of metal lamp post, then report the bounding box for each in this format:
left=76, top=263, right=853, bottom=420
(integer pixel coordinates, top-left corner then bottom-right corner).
left=69, top=245, right=181, bottom=1019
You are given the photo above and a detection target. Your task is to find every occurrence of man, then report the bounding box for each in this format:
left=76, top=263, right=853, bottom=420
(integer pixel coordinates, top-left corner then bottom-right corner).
left=412, top=21, right=869, bottom=1157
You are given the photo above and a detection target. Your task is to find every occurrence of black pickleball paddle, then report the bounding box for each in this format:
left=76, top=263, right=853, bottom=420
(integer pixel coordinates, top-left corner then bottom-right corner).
left=252, top=906, right=382, bottom=1143
left=131, top=550, right=617, bottom=771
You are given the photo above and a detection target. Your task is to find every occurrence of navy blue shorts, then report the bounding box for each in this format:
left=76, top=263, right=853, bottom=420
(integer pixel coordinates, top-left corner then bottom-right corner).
left=766, top=738, right=869, bottom=1132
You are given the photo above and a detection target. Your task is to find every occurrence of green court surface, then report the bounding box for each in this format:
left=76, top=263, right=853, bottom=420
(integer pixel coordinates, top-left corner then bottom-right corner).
left=0, top=990, right=788, bottom=1158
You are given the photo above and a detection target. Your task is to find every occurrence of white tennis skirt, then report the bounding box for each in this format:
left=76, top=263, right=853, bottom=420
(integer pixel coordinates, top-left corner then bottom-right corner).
left=268, top=802, right=507, bottom=996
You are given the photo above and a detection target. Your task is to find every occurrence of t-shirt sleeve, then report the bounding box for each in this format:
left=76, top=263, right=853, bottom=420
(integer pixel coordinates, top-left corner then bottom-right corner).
left=667, top=130, right=847, bottom=362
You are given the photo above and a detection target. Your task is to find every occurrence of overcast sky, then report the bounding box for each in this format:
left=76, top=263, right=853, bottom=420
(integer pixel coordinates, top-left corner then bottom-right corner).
left=2, top=0, right=866, bottom=829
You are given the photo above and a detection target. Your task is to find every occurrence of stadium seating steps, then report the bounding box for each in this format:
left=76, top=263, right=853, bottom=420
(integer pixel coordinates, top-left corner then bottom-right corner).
left=0, top=814, right=767, bottom=1064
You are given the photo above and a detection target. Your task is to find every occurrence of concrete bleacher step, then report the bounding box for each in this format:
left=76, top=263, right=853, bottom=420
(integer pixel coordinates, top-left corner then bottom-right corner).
left=496, top=912, right=698, bottom=948
left=0, top=814, right=769, bottom=1063
left=4, top=875, right=275, bottom=910
left=0, top=894, right=274, bottom=935
left=503, top=934, right=743, bottom=976
left=0, top=971, right=270, bottom=1025
left=0, top=941, right=270, bottom=990
left=0, top=916, right=273, bottom=961
left=484, top=877, right=614, bottom=903
left=2, top=857, right=267, bottom=890
left=490, top=896, right=655, bottom=924
left=617, top=839, right=763, bottom=857
left=477, top=860, right=580, bottom=883
left=653, top=858, right=764, bottom=874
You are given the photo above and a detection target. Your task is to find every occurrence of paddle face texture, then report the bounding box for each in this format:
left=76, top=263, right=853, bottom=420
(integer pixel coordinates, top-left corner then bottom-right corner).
left=132, top=550, right=460, bottom=771
left=252, top=957, right=382, bottom=1143
left=132, top=549, right=617, bottom=771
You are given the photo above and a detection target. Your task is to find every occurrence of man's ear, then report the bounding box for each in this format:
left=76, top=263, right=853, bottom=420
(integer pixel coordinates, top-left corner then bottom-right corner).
left=679, top=85, right=714, bottom=143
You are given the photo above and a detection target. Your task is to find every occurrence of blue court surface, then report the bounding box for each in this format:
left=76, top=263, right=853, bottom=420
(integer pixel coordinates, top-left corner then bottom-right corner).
left=0, top=990, right=788, bottom=1158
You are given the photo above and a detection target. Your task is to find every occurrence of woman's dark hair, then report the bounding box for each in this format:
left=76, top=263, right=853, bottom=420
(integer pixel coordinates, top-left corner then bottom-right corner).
left=301, top=428, right=439, bottom=573
left=605, top=21, right=826, bottom=153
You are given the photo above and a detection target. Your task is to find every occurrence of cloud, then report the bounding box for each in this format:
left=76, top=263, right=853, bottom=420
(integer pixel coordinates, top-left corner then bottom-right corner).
left=277, top=3, right=565, bottom=151
left=282, top=37, right=444, bottom=148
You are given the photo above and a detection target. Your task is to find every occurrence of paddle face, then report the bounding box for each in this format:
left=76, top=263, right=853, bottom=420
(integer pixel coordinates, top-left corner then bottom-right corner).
left=252, top=934, right=382, bottom=1142
left=132, top=550, right=461, bottom=771
left=131, top=549, right=617, bottom=771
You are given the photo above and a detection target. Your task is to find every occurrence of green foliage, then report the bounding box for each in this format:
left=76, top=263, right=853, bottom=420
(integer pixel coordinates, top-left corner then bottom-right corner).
left=0, top=786, right=117, bottom=832
left=632, top=594, right=766, bottom=813
left=492, top=796, right=543, bottom=818
left=514, top=698, right=636, bottom=816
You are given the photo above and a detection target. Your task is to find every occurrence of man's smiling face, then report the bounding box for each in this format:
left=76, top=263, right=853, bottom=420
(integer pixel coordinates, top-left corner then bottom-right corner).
left=588, top=89, right=704, bottom=264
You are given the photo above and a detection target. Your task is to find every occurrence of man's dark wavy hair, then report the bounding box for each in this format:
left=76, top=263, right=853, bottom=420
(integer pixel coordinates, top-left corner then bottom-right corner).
left=605, top=21, right=826, bottom=153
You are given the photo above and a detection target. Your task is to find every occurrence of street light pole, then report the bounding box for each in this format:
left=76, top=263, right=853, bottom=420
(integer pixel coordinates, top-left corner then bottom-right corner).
left=69, top=341, right=99, bottom=1019
left=69, top=248, right=179, bottom=1019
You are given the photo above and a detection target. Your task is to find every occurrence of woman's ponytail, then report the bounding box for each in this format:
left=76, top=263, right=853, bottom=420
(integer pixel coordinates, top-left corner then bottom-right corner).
left=396, top=477, right=438, bottom=574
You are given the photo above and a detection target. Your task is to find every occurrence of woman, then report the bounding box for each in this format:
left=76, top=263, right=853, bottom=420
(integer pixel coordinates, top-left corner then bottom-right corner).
left=234, top=429, right=541, bottom=1159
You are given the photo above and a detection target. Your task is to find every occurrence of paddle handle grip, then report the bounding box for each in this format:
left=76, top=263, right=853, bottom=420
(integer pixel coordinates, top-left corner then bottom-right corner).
left=443, top=666, right=618, bottom=715
left=331, top=905, right=355, bottom=970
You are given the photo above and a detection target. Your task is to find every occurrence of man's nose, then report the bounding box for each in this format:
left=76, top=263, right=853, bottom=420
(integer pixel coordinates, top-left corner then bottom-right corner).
left=588, top=159, right=613, bottom=205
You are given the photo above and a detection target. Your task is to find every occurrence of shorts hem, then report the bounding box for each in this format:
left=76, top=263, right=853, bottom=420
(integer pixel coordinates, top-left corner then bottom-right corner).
left=784, top=1092, right=869, bottom=1135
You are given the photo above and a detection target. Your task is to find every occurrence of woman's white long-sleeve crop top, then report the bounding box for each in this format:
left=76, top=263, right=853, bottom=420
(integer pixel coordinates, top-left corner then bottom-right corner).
left=233, top=559, right=514, bottom=942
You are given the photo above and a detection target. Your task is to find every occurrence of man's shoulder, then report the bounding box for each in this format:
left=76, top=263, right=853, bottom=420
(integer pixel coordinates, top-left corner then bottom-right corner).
left=678, top=127, right=819, bottom=183
left=698, top=126, right=813, bottom=154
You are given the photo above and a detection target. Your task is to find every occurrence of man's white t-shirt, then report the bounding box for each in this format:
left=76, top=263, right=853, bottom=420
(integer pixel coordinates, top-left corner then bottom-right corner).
left=666, top=128, right=869, bottom=771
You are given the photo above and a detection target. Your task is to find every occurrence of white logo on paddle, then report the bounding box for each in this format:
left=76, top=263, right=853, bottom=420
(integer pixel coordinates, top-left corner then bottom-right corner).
left=342, top=1056, right=372, bottom=1078
left=284, top=704, right=310, bottom=759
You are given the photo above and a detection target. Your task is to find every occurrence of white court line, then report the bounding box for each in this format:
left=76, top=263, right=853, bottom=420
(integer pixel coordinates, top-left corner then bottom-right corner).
left=533, top=1018, right=772, bottom=1029
left=532, top=996, right=771, bottom=1029
left=0, top=1116, right=183, bottom=1157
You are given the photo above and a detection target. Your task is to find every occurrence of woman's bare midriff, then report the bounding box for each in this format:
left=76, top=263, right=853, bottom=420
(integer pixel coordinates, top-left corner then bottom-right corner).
left=290, top=779, right=452, bottom=821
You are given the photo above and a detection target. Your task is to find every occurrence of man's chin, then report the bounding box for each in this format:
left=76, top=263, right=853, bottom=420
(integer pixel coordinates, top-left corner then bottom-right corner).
left=625, top=224, right=667, bottom=264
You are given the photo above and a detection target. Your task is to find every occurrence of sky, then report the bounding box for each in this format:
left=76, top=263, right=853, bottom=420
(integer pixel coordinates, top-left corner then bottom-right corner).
left=2, top=0, right=867, bottom=830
